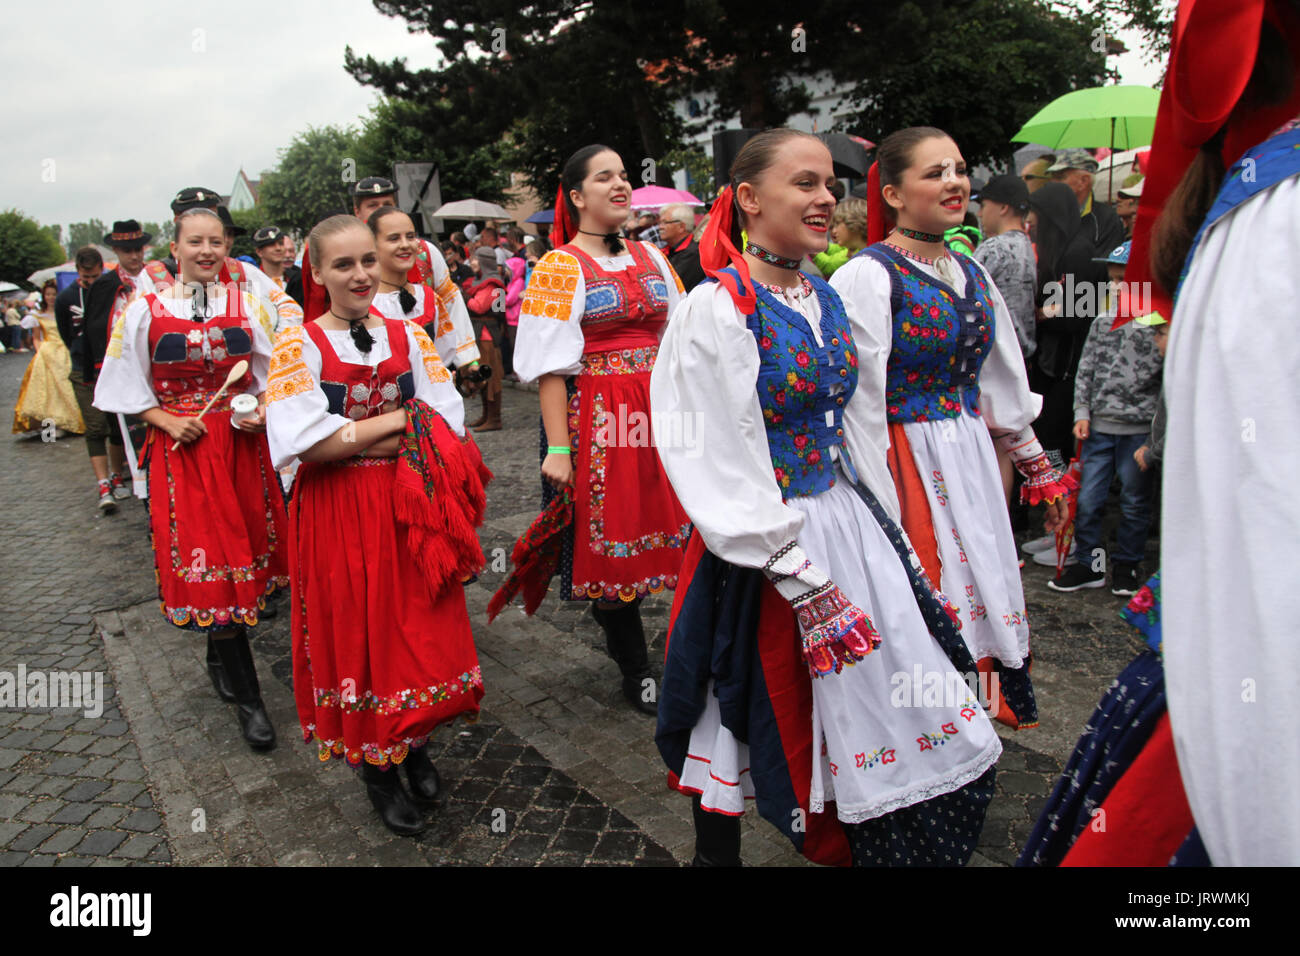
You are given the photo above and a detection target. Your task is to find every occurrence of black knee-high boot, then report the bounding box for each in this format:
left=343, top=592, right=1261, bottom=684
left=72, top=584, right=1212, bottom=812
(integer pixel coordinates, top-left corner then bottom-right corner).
left=404, top=744, right=442, bottom=803
left=691, top=793, right=742, bottom=866
left=361, top=762, right=427, bottom=837
left=212, top=628, right=275, bottom=750
left=205, top=635, right=235, bottom=702
left=591, top=602, right=657, bottom=716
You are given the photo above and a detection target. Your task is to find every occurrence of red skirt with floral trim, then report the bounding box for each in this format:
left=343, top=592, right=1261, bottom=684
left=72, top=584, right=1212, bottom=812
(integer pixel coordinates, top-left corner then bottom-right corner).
left=289, top=456, right=483, bottom=768
left=566, top=346, right=691, bottom=602
left=144, top=405, right=288, bottom=631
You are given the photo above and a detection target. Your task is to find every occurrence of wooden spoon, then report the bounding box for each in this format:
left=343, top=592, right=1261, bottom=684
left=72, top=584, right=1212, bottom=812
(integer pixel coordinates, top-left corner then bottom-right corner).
left=171, top=359, right=250, bottom=450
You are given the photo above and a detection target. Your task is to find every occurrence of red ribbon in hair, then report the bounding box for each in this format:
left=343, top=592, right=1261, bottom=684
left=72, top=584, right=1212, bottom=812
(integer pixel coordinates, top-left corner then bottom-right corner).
left=866, top=162, right=888, bottom=245
left=549, top=184, right=576, bottom=247
left=698, top=186, right=756, bottom=314
left=300, top=241, right=329, bottom=321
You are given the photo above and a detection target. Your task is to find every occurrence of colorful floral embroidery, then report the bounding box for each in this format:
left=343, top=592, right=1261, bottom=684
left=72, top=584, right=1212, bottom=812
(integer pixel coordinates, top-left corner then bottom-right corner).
left=952, top=526, right=968, bottom=562
left=964, top=583, right=987, bottom=622
left=315, top=666, right=483, bottom=716
left=1002, top=609, right=1026, bottom=629
left=521, top=251, right=581, bottom=321
left=866, top=248, right=996, bottom=424
left=266, top=326, right=316, bottom=404
left=931, top=469, right=949, bottom=506
left=855, top=747, right=896, bottom=770
left=917, top=721, right=960, bottom=751
left=581, top=346, right=658, bottom=376
left=408, top=321, right=452, bottom=383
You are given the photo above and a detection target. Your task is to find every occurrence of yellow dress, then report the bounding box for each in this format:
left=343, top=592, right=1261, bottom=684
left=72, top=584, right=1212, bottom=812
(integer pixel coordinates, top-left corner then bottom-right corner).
left=12, top=313, right=85, bottom=434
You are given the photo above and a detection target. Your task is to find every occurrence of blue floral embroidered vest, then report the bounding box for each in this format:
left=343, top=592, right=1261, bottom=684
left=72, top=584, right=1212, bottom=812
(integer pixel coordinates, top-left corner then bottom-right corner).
left=719, top=270, right=858, bottom=499
left=856, top=245, right=996, bottom=423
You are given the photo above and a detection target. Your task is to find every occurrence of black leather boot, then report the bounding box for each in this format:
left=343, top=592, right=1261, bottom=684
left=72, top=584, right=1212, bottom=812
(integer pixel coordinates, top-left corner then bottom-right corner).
left=361, top=762, right=427, bottom=836
left=690, top=793, right=742, bottom=866
left=212, top=628, right=276, bottom=751
left=591, top=603, right=657, bottom=717
left=205, top=635, right=235, bottom=703
left=404, top=744, right=442, bottom=803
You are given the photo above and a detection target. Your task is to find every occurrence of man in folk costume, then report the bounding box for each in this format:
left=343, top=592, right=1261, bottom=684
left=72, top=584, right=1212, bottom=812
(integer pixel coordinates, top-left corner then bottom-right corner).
left=300, top=177, right=484, bottom=389
left=252, top=225, right=304, bottom=307
left=143, top=187, right=304, bottom=337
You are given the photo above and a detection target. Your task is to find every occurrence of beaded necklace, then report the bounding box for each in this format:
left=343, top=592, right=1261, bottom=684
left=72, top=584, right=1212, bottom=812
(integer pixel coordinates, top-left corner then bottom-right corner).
left=756, top=273, right=813, bottom=300
left=744, top=240, right=802, bottom=270
left=883, top=239, right=950, bottom=267
left=896, top=226, right=944, bottom=243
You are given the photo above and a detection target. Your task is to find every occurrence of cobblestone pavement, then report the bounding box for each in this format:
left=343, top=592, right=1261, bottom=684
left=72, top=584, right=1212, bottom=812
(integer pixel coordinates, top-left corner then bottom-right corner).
left=2, top=350, right=1152, bottom=866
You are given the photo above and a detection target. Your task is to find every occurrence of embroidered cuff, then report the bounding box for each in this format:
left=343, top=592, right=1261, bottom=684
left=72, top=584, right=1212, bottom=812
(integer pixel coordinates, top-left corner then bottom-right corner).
left=995, top=426, right=1073, bottom=506
left=790, top=582, right=881, bottom=678
left=763, top=541, right=827, bottom=601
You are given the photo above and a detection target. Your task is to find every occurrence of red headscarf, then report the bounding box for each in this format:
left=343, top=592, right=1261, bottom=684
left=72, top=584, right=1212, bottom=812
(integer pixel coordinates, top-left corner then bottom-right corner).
left=549, top=185, right=576, bottom=247
left=698, top=186, right=756, bottom=314
left=1119, top=0, right=1300, bottom=327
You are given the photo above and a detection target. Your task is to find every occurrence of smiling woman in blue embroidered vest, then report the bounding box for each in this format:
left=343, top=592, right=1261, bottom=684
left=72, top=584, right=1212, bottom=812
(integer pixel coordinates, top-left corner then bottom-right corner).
left=831, top=128, right=1073, bottom=733
left=650, top=129, right=1002, bottom=867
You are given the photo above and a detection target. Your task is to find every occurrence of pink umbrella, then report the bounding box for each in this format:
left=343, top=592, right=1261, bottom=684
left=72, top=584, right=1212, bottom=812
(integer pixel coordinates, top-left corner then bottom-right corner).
left=630, top=185, right=703, bottom=211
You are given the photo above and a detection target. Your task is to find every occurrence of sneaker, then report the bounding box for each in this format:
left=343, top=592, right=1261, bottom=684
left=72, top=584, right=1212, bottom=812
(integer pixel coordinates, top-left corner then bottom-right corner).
left=109, top=472, right=131, bottom=500
left=1111, top=563, right=1142, bottom=597
left=1046, top=563, right=1106, bottom=592
left=1020, top=533, right=1057, bottom=556
left=1033, top=543, right=1076, bottom=567
left=97, top=481, right=118, bottom=514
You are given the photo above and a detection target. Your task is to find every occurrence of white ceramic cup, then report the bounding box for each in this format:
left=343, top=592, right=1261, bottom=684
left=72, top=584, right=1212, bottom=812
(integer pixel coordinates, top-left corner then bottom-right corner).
left=230, top=393, right=259, bottom=427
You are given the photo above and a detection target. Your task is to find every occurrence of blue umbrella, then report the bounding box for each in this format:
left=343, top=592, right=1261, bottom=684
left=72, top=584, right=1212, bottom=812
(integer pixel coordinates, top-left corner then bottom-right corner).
left=526, top=209, right=555, bottom=224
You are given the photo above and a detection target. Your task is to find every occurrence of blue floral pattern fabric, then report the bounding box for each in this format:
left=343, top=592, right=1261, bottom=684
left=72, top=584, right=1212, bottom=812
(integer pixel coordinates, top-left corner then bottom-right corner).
left=855, top=245, right=997, bottom=424
left=739, top=276, right=858, bottom=500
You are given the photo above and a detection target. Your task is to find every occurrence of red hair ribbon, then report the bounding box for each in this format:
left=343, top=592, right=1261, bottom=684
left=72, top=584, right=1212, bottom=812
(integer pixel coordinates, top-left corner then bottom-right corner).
left=549, top=184, right=576, bottom=247
left=300, top=241, right=329, bottom=321
left=866, top=162, right=889, bottom=245
left=698, top=185, right=756, bottom=314
left=1118, top=0, right=1300, bottom=329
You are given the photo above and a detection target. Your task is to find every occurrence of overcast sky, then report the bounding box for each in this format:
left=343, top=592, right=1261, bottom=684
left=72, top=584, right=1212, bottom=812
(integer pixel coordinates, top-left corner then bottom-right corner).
left=5, top=1, right=1163, bottom=235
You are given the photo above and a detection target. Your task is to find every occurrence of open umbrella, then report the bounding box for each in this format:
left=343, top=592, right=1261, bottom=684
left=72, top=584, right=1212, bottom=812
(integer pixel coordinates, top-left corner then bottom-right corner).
left=0, top=281, right=24, bottom=295
left=629, top=185, right=702, bottom=211
left=526, top=209, right=555, bottom=225
left=817, top=132, right=874, bottom=178
left=1012, top=85, right=1160, bottom=196
left=432, top=199, right=512, bottom=220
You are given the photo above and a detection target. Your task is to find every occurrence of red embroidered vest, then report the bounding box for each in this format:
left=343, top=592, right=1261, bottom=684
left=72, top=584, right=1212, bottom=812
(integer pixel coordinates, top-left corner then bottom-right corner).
left=560, top=241, right=669, bottom=354
left=304, top=319, right=415, bottom=421
left=145, top=291, right=255, bottom=414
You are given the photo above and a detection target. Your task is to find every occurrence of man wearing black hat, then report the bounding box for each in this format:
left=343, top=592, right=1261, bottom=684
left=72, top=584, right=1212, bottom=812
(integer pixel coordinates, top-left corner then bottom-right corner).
left=144, top=187, right=303, bottom=336
left=252, top=226, right=303, bottom=306
left=72, top=223, right=156, bottom=510
left=973, top=174, right=1038, bottom=363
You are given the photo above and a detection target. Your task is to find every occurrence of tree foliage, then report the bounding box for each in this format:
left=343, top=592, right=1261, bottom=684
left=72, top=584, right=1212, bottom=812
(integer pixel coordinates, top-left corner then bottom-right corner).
left=258, top=126, right=360, bottom=238
left=65, top=219, right=107, bottom=257
left=0, top=210, right=69, bottom=287
left=348, top=0, right=1114, bottom=203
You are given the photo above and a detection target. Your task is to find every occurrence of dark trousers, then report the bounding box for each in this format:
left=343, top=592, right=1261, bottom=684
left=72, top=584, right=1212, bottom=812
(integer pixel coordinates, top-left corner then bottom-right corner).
left=1073, top=430, right=1154, bottom=566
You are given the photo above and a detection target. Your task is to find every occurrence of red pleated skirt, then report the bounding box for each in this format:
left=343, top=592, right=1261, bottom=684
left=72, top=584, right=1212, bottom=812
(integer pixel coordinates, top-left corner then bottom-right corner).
left=145, top=409, right=288, bottom=630
left=289, top=456, right=483, bottom=768
left=567, top=349, right=691, bottom=602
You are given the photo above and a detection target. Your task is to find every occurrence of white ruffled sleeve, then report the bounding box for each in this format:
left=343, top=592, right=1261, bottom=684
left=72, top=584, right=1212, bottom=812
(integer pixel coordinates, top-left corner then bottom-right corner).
left=514, top=250, right=586, bottom=382
left=94, top=297, right=158, bottom=415
left=242, top=291, right=278, bottom=394
left=829, top=257, right=900, bottom=519
left=264, top=324, right=348, bottom=469
left=404, top=320, right=466, bottom=438
left=422, top=239, right=480, bottom=368
left=966, top=257, right=1040, bottom=434
left=650, top=282, right=807, bottom=573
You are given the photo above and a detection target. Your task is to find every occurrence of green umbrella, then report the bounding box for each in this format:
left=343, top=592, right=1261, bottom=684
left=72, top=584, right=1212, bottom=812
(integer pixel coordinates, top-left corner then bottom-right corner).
left=1012, top=85, right=1160, bottom=196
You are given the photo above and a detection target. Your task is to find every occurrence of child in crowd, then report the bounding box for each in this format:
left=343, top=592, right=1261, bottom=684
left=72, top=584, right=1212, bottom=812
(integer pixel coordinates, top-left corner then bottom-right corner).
left=1048, top=241, right=1163, bottom=595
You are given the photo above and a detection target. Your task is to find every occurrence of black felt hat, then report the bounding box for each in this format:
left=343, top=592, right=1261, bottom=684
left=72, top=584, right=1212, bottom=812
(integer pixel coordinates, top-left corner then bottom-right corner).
left=103, top=219, right=152, bottom=249
left=170, top=186, right=222, bottom=215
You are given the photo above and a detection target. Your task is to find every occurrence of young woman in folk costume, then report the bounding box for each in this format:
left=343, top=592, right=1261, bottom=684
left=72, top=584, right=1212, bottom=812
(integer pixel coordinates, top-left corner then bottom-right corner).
left=488, top=145, right=690, bottom=716
left=651, top=129, right=1002, bottom=867
left=1022, top=0, right=1300, bottom=867
left=93, top=208, right=288, bottom=751
left=829, top=128, right=1072, bottom=734
left=265, top=215, right=490, bottom=837
left=13, top=279, right=85, bottom=435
